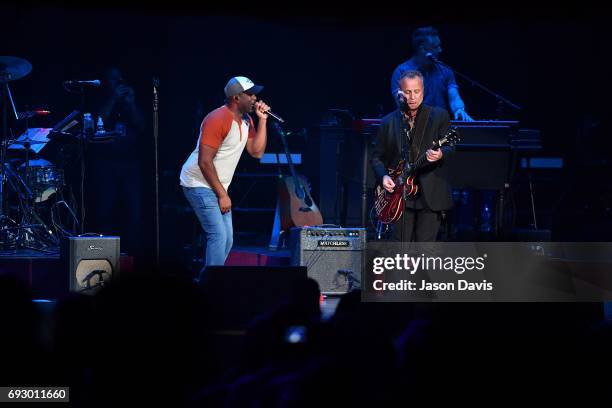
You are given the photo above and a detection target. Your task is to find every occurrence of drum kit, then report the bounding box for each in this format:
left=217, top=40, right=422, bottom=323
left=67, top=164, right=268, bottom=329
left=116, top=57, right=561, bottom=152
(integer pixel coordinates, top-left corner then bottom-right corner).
left=0, top=56, right=76, bottom=251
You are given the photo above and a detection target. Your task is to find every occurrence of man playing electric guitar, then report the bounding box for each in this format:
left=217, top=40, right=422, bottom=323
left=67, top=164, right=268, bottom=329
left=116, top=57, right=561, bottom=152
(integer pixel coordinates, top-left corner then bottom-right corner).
left=371, top=70, right=454, bottom=242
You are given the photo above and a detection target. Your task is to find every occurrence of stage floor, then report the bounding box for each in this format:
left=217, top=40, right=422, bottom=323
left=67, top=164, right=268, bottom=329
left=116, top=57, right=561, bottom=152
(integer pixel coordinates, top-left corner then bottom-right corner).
left=0, top=245, right=299, bottom=299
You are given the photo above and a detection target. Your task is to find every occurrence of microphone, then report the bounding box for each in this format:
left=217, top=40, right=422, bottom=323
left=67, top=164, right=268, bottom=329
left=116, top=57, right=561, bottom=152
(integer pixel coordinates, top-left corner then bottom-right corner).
left=64, top=79, right=101, bottom=87
left=397, top=90, right=408, bottom=111
left=264, top=109, right=285, bottom=123
left=425, top=52, right=439, bottom=63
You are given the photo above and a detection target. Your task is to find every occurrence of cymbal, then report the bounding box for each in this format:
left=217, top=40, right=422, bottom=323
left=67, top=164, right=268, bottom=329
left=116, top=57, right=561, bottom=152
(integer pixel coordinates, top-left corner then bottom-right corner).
left=0, top=56, right=32, bottom=82
left=8, top=138, right=46, bottom=146
left=19, top=158, right=53, bottom=167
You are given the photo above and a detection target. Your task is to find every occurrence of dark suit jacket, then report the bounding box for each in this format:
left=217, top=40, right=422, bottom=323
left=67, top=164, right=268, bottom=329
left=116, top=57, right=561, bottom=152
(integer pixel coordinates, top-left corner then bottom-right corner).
left=371, top=105, right=454, bottom=211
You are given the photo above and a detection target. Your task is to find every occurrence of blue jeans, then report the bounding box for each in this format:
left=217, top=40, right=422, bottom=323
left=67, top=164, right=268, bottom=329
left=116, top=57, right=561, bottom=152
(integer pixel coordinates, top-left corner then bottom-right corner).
left=182, top=186, right=233, bottom=271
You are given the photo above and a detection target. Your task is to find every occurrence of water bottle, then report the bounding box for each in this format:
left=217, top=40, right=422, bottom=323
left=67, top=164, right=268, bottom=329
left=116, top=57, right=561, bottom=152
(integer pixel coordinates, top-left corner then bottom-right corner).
left=96, top=116, right=105, bottom=134
left=83, top=113, right=94, bottom=137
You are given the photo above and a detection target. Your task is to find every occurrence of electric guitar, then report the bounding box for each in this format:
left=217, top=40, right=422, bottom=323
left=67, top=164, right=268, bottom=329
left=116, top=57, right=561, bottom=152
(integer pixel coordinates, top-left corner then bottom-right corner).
left=374, top=126, right=460, bottom=224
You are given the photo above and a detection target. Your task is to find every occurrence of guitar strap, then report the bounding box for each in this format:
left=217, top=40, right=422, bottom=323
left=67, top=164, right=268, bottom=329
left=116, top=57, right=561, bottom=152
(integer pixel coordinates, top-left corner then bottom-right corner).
left=409, top=105, right=432, bottom=165
left=398, top=105, right=431, bottom=244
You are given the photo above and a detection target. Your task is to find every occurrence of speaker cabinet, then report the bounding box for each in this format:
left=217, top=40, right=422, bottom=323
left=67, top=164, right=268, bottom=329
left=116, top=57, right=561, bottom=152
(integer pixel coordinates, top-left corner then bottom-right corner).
left=61, top=236, right=120, bottom=294
left=317, top=126, right=377, bottom=227
left=289, top=227, right=366, bottom=295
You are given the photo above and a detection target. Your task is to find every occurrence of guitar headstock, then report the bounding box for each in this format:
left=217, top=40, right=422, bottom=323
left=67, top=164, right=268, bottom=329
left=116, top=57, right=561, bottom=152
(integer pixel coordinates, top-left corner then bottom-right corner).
left=434, top=126, right=461, bottom=148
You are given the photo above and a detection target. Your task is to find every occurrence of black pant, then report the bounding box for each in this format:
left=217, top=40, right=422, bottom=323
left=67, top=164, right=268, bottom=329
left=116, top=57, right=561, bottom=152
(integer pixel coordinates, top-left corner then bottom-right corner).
left=393, top=207, right=442, bottom=242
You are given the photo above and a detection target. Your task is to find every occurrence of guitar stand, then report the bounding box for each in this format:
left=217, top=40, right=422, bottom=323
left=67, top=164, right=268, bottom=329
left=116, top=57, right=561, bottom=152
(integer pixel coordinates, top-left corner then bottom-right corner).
left=269, top=197, right=286, bottom=249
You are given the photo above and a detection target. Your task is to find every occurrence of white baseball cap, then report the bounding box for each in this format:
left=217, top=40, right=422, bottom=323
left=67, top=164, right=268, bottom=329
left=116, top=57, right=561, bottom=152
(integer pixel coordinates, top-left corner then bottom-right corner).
left=224, top=76, right=264, bottom=97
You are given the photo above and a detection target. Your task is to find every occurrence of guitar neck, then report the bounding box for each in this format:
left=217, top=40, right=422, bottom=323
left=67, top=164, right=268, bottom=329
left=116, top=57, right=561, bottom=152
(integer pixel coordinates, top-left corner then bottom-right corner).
left=276, top=124, right=300, bottom=180
left=403, top=128, right=457, bottom=177
left=408, top=142, right=441, bottom=174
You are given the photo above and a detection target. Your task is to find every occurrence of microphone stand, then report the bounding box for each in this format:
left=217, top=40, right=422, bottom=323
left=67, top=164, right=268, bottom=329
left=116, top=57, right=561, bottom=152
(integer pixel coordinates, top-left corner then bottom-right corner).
left=0, top=83, right=11, bottom=226
left=431, top=56, right=522, bottom=113
left=79, top=86, right=86, bottom=234
left=152, top=78, right=160, bottom=264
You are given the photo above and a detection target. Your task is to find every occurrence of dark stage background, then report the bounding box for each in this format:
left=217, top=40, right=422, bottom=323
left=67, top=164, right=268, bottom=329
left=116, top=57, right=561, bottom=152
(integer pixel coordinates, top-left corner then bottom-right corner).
left=2, top=4, right=610, bottom=265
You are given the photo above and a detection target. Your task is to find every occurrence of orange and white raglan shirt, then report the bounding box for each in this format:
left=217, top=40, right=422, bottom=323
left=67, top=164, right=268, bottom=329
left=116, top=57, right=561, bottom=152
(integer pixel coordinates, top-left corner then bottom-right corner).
left=180, top=105, right=255, bottom=190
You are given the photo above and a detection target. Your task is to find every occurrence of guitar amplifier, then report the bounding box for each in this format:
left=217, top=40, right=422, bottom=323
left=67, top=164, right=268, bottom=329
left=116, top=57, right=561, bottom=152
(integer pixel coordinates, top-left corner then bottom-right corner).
left=60, top=236, right=120, bottom=295
left=289, top=227, right=366, bottom=295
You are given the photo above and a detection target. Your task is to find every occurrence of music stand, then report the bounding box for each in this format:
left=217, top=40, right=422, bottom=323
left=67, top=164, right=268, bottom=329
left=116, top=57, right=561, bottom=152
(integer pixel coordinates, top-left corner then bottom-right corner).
left=50, top=110, right=81, bottom=135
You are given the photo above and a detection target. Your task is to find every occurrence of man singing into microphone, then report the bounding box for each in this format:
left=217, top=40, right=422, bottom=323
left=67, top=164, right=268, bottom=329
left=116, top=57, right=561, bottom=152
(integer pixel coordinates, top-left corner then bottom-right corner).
left=391, top=26, right=473, bottom=121
left=180, top=76, right=269, bottom=276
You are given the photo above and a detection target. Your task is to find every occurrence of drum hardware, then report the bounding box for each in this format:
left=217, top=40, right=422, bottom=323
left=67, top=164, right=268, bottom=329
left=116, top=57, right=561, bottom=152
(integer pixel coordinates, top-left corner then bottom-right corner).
left=0, top=57, right=77, bottom=251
